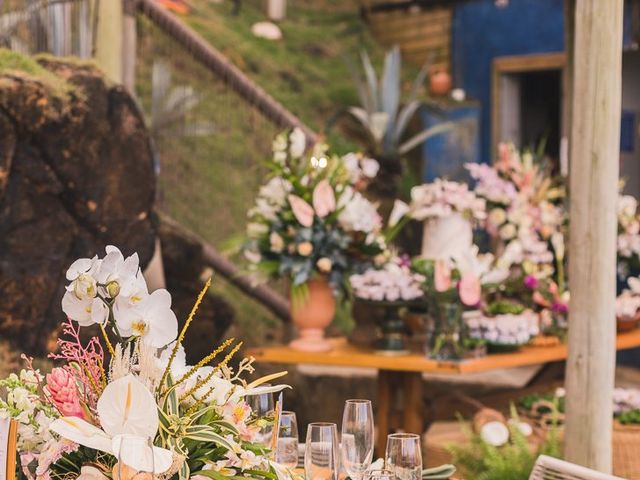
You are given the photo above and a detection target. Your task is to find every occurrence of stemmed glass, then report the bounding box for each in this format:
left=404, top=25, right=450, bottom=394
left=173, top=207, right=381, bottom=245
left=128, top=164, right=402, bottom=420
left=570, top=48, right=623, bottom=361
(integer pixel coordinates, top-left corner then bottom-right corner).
left=246, top=387, right=275, bottom=446
left=365, top=470, right=396, bottom=480
left=304, top=422, right=339, bottom=480
left=115, top=435, right=155, bottom=480
left=385, top=433, right=422, bottom=480
left=341, top=399, right=374, bottom=480
left=276, top=411, right=299, bottom=468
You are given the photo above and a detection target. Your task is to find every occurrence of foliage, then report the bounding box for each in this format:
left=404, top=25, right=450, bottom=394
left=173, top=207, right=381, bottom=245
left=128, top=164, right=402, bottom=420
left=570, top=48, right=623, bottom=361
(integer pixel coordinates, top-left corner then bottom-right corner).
left=618, top=409, right=640, bottom=425
left=449, top=407, right=562, bottom=480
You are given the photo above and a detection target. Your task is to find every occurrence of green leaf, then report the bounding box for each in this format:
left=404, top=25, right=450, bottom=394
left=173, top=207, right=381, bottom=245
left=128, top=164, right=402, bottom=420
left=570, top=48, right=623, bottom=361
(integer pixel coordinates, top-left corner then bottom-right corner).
left=398, top=121, right=455, bottom=155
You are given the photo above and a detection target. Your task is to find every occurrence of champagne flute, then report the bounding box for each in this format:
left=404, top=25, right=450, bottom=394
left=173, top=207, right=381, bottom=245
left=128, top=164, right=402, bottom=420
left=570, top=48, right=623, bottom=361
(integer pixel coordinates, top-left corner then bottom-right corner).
left=365, top=470, right=396, bottom=480
left=341, top=399, right=374, bottom=480
left=246, top=386, right=275, bottom=446
left=115, top=435, right=155, bottom=480
left=276, top=411, right=299, bottom=468
left=385, top=433, right=422, bottom=480
left=304, top=422, right=339, bottom=480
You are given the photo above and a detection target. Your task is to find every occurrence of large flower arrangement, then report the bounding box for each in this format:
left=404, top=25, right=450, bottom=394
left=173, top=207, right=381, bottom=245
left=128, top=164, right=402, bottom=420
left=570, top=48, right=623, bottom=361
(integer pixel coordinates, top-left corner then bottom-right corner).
left=244, top=128, right=387, bottom=296
left=466, top=143, right=565, bottom=280
left=2, top=246, right=290, bottom=480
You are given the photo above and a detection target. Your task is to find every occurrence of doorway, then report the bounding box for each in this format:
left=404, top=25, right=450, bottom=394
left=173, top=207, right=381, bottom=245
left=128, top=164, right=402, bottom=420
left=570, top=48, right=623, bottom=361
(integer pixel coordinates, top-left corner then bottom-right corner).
left=492, top=53, right=567, bottom=171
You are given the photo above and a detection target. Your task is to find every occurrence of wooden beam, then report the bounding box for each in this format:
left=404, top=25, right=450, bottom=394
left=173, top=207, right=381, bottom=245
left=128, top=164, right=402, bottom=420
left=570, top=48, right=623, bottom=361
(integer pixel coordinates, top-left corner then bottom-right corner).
left=122, top=0, right=137, bottom=94
left=564, top=0, right=623, bottom=472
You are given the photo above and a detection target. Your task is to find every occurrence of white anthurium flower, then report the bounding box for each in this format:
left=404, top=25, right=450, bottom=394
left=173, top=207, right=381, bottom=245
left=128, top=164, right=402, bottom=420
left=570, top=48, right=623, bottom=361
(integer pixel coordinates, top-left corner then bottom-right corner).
left=388, top=199, right=410, bottom=227
left=453, top=246, right=508, bottom=285
left=97, top=246, right=140, bottom=298
left=115, top=289, right=178, bottom=348
left=50, top=375, right=173, bottom=473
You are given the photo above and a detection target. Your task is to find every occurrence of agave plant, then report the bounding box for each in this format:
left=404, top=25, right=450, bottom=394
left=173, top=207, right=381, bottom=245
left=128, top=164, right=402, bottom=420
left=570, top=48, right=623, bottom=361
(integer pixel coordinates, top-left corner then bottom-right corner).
left=332, top=46, right=454, bottom=159
left=150, top=60, right=217, bottom=139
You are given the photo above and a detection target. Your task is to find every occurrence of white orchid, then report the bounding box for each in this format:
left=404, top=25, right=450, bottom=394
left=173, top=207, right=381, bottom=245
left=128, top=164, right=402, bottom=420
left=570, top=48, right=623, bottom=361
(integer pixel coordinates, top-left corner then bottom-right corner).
left=96, top=246, right=140, bottom=298
left=50, top=375, right=173, bottom=474
left=115, top=289, right=178, bottom=348
left=288, top=127, right=306, bottom=159
left=62, top=255, right=103, bottom=326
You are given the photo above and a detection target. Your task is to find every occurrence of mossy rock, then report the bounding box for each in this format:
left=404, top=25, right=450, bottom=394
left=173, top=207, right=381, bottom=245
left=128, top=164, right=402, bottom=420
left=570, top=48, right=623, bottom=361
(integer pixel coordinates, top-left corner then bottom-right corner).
left=0, top=50, right=157, bottom=354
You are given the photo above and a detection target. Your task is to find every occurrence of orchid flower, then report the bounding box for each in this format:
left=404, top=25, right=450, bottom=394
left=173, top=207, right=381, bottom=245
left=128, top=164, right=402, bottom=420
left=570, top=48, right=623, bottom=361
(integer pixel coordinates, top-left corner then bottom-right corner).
left=115, top=289, right=178, bottom=348
left=61, top=255, right=103, bottom=326
left=50, top=375, right=173, bottom=474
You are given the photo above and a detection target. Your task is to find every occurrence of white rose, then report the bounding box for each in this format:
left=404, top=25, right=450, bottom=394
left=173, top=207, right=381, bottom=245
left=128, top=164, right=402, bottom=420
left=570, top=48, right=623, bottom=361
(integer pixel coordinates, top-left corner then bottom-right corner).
left=316, top=257, right=332, bottom=273
left=270, top=232, right=284, bottom=253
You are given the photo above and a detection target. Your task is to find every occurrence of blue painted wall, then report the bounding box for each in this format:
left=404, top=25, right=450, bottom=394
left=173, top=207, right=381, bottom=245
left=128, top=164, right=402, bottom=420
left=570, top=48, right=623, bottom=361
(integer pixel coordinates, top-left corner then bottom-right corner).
left=452, top=0, right=634, bottom=165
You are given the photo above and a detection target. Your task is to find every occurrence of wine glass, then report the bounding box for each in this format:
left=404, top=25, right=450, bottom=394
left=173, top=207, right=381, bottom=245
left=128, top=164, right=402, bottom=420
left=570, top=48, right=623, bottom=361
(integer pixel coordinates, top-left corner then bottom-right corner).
left=341, top=399, right=374, bottom=480
left=365, top=470, right=396, bottom=480
left=385, top=433, right=422, bottom=480
left=115, top=435, right=155, bottom=480
left=246, top=386, right=275, bottom=445
left=304, top=422, right=339, bottom=480
left=276, top=411, right=299, bottom=468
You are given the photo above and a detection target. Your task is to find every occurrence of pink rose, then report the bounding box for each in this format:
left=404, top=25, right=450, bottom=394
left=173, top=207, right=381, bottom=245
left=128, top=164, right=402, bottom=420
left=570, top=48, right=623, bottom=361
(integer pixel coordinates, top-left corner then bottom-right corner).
left=434, top=260, right=451, bottom=292
left=46, top=367, right=86, bottom=419
left=458, top=273, right=481, bottom=306
left=312, top=180, right=336, bottom=218
left=288, top=194, right=314, bottom=227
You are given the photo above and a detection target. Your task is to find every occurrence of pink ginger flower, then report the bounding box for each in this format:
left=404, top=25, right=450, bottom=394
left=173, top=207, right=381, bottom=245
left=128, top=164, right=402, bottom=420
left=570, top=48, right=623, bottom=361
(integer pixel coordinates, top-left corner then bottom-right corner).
left=434, top=260, right=451, bottom=292
left=46, top=368, right=86, bottom=419
left=458, top=273, right=482, bottom=306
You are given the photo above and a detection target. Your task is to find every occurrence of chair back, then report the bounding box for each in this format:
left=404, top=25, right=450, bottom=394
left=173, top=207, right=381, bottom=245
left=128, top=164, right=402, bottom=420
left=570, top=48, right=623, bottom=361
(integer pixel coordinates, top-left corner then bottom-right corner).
left=529, top=455, right=626, bottom=480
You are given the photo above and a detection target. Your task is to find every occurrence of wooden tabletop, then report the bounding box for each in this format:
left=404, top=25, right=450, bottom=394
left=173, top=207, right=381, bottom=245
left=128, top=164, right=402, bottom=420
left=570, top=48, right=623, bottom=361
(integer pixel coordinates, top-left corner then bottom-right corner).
left=248, top=329, right=640, bottom=374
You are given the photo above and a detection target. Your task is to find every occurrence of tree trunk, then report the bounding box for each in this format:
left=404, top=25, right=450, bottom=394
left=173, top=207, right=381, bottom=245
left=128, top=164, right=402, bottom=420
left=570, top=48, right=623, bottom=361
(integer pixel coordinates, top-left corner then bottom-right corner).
left=564, top=0, right=623, bottom=471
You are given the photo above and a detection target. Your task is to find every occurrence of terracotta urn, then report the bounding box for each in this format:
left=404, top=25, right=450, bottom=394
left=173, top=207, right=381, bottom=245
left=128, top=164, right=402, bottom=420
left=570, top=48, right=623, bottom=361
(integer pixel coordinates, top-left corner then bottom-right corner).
left=289, top=277, right=336, bottom=352
left=429, top=68, right=452, bottom=97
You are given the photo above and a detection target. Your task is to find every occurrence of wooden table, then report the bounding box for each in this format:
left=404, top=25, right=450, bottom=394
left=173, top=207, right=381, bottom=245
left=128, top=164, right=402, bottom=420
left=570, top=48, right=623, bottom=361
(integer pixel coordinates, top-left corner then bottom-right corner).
left=248, top=330, right=640, bottom=454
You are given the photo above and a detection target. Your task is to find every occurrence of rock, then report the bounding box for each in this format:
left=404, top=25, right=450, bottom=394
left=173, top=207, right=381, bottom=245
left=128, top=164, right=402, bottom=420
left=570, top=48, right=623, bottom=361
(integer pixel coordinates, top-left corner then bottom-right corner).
left=0, top=52, right=156, bottom=354
left=158, top=214, right=234, bottom=364
left=251, top=22, right=282, bottom=41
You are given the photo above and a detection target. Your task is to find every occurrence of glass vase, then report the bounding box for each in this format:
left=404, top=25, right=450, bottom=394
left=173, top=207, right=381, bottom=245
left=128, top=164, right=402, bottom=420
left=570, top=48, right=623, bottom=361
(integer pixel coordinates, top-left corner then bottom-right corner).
left=429, top=302, right=464, bottom=360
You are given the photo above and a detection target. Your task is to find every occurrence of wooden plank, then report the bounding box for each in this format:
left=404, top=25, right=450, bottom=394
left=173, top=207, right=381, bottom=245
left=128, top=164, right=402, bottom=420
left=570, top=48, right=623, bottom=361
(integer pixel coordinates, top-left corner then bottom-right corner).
left=247, top=329, right=640, bottom=375
left=367, top=9, right=451, bottom=30
left=564, top=0, right=623, bottom=472
left=370, top=21, right=450, bottom=44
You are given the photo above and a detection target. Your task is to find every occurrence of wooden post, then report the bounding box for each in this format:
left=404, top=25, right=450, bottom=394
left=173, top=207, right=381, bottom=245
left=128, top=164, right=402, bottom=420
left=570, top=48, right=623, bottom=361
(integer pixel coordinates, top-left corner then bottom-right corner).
left=564, top=0, right=623, bottom=472
left=95, top=0, right=124, bottom=83
left=122, top=0, right=137, bottom=94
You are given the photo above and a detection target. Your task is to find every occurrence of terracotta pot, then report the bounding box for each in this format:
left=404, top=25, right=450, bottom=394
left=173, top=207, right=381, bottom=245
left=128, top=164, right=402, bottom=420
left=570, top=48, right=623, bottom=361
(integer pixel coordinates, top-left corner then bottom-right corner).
left=289, top=277, right=336, bottom=352
left=430, top=69, right=452, bottom=96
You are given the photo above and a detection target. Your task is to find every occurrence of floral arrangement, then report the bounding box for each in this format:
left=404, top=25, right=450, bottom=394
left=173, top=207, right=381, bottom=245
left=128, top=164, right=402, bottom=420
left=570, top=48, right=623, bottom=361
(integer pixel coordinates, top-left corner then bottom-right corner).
left=465, top=310, right=539, bottom=347
left=616, top=276, right=640, bottom=321
left=617, top=193, right=640, bottom=277
left=349, top=257, right=425, bottom=302
left=244, top=128, right=387, bottom=296
left=1, top=246, right=290, bottom=480
left=466, top=143, right=565, bottom=280
left=405, top=179, right=486, bottom=223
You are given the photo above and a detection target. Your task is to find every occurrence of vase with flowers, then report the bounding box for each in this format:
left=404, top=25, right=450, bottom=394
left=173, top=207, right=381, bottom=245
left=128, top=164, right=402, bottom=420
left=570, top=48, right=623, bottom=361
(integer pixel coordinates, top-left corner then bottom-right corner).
left=244, top=129, right=388, bottom=352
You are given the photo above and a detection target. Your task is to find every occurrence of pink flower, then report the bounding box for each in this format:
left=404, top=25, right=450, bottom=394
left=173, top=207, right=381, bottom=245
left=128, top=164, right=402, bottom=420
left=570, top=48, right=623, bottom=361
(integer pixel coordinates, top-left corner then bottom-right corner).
left=288, top=194, right=314, bottom=227
left=434, top=260, right=451, bottom=292
left=524, top=275, right=538, bottom=290
left=458, top=273, right=481, bottom=306
left=46, top=367, right=86, bottom=419
left=312, top=180, right=336, bottom=218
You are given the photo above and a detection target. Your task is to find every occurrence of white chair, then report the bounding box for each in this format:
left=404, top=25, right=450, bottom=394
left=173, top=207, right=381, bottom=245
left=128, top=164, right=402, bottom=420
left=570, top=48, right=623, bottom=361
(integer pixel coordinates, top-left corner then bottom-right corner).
left=529, top=455, right=626, bottom=480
